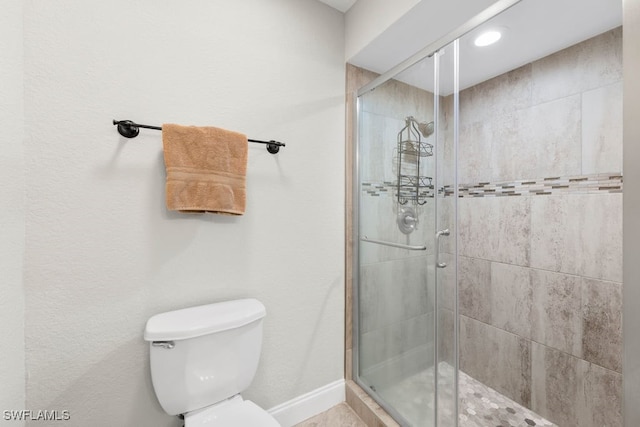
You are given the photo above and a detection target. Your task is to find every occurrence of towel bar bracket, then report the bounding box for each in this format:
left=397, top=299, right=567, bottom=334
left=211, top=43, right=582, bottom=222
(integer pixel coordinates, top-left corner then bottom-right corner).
left=114, top=120, right=140, bottom=138
left=112, top=119, right=285, bottom=154
left=266, top=142, right=280, bottom=154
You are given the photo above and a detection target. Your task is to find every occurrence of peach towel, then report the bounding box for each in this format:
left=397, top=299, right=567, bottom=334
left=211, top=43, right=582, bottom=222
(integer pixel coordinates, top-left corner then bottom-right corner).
left=162, top=124, right=248, bottom=215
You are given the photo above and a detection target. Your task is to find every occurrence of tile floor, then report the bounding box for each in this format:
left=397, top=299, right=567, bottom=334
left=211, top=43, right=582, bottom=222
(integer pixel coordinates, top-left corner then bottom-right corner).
left=457, top=370, right=556, bottom=427
left=375, top=363, right=556, bottom=427
left=294, top=402, right=367, bottom=427
left=304, top=364, right=556, bottom=426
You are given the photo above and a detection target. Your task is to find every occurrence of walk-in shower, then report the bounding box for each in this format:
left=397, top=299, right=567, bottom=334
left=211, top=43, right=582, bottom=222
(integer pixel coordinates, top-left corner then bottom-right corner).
left=350, top=0, right=623, bottom=426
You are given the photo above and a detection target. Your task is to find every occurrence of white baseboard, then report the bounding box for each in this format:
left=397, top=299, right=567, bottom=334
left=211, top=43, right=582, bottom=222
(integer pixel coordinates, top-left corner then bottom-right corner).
left=267, top=379, right=345, bottom=427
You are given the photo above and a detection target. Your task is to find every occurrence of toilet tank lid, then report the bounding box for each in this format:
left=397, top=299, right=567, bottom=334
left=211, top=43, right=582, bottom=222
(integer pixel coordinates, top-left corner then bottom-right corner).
left=144, top=298, right=266, bottom=341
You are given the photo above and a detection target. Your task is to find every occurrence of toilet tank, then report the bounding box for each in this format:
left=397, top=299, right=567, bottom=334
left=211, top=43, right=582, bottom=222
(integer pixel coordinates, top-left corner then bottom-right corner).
left=144, top=299, right=266, bottom=416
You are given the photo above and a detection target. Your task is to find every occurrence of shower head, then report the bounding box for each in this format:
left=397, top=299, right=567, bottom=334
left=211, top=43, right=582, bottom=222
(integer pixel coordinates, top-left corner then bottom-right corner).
left=418, top=121, right=434, bottom=138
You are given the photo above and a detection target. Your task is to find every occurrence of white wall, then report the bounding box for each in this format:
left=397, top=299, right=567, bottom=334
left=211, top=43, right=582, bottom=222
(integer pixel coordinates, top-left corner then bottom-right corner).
left=0, top=0, right=25, bottom=425
left=22, top=1, right=345, bottom=426
left=345, top=0, right=420, bottom=61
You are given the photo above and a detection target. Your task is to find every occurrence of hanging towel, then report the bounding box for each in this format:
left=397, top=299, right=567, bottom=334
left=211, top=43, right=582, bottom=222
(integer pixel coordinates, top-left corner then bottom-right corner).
left=162, top=124, right=248, bottom=215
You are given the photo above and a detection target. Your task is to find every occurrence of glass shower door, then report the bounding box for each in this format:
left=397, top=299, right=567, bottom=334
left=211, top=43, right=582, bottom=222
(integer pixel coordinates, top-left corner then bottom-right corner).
left=354, top=54, right=441, bottom=426
left=433, top=41, right=459, bottom=427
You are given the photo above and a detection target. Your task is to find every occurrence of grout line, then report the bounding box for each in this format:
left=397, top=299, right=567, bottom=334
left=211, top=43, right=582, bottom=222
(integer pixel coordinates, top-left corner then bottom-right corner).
left=459, top=315, right=622, bottom=376
left=456, top=254, right=622, bottom=284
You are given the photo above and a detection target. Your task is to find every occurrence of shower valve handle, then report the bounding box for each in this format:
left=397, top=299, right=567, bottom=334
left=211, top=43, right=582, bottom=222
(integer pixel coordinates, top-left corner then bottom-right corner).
left=404, top=215, right=417, bottom=225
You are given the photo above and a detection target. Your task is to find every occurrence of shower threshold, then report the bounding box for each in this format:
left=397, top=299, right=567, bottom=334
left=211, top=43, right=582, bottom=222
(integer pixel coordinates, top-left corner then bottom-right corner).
left=371, top=363, right=556, bottom=427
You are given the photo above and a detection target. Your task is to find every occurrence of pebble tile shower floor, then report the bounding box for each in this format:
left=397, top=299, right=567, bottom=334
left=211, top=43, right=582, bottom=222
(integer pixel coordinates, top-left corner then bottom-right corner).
left=370, top=363, right=556, bottom=427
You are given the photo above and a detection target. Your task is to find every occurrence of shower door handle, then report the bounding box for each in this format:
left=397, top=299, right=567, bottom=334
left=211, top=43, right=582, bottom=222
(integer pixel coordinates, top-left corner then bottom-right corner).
left=435, top=229, right=450, bottom=268
left=361, top=236, right=427, bottom=251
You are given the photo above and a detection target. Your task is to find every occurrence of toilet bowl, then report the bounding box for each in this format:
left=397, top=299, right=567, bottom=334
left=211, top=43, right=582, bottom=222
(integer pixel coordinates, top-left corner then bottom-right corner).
left=144, top=299, right=281, bottom=426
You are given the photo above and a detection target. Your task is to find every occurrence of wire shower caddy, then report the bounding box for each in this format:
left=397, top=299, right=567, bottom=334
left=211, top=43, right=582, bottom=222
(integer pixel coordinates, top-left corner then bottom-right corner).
left=396, top=116, right=433, bottom=206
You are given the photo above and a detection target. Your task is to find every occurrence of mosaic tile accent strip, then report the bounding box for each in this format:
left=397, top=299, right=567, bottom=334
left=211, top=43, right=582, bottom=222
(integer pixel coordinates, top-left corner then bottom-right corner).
left=456, top=172, right=622, bottom=198
left=362, top=173, right=623, bottom=199
left=369, top=363, right=556, bottom=427
left=361, top=181, right=434, bottom=199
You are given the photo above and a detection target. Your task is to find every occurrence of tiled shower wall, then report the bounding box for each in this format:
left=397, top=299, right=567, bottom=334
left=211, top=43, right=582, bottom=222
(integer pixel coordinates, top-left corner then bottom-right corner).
left=358, top=68, right=437, bottom=383
left=456, top=27, right=623, bottom=427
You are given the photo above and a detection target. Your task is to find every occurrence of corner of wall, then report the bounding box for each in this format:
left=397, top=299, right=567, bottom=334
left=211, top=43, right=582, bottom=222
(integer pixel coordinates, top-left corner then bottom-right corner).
left=0, top=0, right=26, bottom=422
left=345, top=0, right=421, bottom=61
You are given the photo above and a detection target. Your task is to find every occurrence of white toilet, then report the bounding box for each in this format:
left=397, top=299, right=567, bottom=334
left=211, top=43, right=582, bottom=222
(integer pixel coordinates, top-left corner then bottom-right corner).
left=144, top=298, right=281, bottom=426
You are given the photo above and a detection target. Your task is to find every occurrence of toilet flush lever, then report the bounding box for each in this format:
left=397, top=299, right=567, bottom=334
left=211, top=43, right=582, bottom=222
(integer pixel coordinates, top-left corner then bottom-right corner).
left=152, top=341, right=175, bottom=349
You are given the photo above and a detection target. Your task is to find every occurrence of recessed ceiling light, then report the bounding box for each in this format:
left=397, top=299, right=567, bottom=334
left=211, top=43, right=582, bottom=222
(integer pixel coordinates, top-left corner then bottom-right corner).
left=474, top=30, right=502, bottom=47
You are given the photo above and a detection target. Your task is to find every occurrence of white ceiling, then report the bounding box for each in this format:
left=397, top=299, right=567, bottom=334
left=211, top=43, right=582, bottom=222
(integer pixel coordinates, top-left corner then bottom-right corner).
left=349, top=0, right=622, bottom=94
left=317, top=0, right=357, bottom=13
